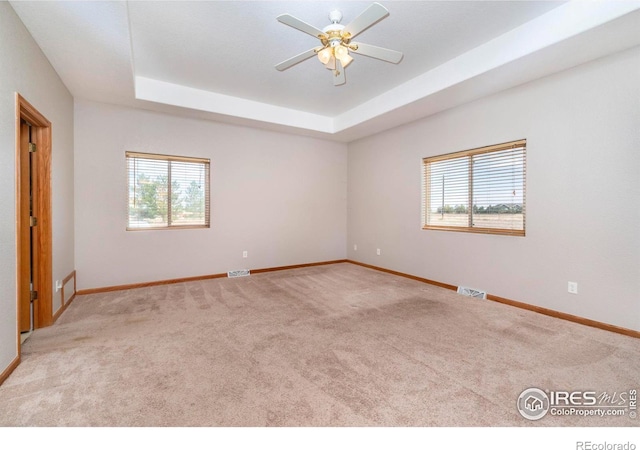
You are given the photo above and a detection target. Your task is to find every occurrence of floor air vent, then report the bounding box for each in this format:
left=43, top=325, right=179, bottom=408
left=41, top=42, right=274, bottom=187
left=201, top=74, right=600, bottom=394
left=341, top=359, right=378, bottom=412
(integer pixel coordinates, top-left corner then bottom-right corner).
left=227, top=269, right=250, bottom=278
left=457, top=286, right=487, bottom=299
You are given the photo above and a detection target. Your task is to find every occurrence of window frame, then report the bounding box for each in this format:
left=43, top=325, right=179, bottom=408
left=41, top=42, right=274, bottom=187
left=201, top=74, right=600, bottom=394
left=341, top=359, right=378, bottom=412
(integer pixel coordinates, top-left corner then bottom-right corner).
left=422, top=139, right=526, bottom=237
left=126, top=151, right=211, bottom=231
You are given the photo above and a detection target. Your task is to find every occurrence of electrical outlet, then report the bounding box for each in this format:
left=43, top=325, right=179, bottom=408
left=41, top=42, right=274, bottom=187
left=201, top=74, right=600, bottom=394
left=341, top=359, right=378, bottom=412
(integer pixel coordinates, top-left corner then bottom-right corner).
left=55, top=280, right=62, bottom=292
left=242, top=251, right=248, bottom=258
left=353, top=244, right=357, bottom=251
left=376, top=248, right=381, bottom=256
left=568, top=281, right=578, bottom=294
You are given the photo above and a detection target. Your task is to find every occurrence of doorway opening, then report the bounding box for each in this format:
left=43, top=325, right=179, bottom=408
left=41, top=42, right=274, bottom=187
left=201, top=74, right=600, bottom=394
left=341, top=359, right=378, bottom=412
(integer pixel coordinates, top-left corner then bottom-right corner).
left=15, top=94, right=52, bottom=355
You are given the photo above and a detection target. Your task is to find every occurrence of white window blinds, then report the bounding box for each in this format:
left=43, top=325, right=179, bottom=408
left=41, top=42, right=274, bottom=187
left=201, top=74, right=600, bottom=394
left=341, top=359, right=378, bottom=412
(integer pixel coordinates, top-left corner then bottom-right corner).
left=126, top=152, right=210, bottom=230
left=423, top=140, right=526, bottom=236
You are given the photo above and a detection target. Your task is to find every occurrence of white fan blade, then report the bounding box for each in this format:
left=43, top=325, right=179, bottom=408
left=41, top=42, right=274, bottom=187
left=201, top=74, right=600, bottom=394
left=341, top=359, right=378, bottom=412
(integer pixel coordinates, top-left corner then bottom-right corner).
left=351, top=42, right=403, bottom=64
left=275, top=47, right=321, bottom=71
left=343, top=2, right=389, bottom=39
left=277, top=14, right=326, bottom=40
left=333, top=59, right=346, bottom=86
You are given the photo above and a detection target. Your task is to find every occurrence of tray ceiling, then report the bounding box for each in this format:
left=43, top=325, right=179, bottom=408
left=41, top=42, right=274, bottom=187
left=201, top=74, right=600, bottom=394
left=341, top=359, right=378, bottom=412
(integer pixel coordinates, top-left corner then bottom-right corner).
left=10, top=1, right=640, bottom=141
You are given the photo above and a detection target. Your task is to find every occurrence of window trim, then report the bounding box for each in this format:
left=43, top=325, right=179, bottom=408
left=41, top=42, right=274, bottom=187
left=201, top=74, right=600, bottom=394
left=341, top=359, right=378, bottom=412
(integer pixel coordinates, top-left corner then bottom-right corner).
left=126, top=151, right=210, bottom=231
left=422, top=139, right=526, bottom=237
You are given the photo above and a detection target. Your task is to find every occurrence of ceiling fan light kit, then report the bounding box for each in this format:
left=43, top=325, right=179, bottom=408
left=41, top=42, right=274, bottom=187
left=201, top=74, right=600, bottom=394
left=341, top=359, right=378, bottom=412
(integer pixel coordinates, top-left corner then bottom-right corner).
left=275, top=2, right=403, bottom=86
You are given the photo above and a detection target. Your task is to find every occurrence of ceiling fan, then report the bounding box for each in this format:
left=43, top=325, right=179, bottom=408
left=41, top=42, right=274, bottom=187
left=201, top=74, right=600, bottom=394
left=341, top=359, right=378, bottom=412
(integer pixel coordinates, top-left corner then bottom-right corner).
left=275, top=2, right=403, bottom=86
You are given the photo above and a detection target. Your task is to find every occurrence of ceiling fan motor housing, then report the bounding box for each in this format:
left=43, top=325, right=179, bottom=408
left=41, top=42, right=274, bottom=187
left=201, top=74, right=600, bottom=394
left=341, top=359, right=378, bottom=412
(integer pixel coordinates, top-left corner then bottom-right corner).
left=321, top=25, right=351, bottom=50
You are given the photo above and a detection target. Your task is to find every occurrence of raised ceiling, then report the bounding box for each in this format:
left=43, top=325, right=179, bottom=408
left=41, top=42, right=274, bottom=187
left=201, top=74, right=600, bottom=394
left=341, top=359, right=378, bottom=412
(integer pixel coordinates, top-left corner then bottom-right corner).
left=10, top=1, right=640, bottom=142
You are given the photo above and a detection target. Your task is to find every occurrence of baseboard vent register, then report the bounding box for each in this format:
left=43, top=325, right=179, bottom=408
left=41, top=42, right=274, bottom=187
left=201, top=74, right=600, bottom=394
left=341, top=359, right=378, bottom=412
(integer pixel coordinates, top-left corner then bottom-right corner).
left=457, top=286, right=487, bottom=299
left=227, top=269, right=251, bottom=278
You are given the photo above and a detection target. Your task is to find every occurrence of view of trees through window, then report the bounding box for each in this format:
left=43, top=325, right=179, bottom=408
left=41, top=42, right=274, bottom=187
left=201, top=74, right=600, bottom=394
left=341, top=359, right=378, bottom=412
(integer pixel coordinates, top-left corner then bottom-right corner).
left=423, top=140, right=526, bottom=235
left=127, top=153, right=210, bottom=229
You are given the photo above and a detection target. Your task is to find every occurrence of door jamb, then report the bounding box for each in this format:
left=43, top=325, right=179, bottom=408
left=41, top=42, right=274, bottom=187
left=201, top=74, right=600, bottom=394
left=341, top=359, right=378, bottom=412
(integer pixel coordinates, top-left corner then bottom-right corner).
left=15, top=93, right=53, bottom=357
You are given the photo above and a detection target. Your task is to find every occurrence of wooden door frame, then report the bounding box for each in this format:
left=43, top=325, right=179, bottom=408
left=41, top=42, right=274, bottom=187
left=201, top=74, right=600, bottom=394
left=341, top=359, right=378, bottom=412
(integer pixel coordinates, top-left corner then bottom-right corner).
left=15, top=93, right=52, bottom=355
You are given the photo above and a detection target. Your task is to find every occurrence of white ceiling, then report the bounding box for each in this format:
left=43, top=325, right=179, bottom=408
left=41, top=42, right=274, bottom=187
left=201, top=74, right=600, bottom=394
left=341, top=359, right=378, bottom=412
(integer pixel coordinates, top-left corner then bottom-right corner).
left=10, top=1, right=640, bottom=142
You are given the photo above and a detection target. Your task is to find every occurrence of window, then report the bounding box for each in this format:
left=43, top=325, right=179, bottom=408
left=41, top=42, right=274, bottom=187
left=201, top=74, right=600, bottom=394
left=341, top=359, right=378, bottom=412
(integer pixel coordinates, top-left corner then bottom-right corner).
left=422, top=139, right=526, bottom=236
left=126, top=152, right=210, bottom=230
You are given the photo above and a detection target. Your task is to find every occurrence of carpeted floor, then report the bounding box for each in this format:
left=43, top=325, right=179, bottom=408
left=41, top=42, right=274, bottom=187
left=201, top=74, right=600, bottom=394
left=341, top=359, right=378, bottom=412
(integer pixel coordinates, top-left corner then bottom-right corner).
left=0, top=263, right=638, bottom=426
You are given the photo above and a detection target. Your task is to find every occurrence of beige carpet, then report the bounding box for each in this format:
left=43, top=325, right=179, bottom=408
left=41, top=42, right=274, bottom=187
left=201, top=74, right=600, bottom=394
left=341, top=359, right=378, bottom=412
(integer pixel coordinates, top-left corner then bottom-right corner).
left=0, top=263, right=638, bottom=426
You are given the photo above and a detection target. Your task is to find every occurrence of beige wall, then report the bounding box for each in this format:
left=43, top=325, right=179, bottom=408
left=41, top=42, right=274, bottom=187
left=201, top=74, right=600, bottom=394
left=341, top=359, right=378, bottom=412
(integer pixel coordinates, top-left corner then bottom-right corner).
left=347, top=46, right=640, bottom=331
left=0, top=2, right=75, bottom=371
left=74, top=100, right=347, bottom=290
